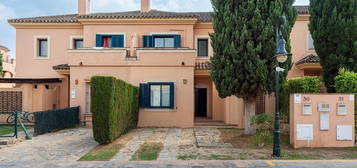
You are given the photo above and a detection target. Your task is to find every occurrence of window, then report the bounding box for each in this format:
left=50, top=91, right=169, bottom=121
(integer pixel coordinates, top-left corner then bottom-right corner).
left=154, top=37, right=175, bottom=48
left=96, top=34, right=124, bottom=48
left=139, top=82, right=175, bottom=109
left=38, top=39, right=48, bottom=57
left=198, top=39, right=209, bottom=57
left=143, top=34, right=181, bottom=48
left=102, top=36, right=112, bottom=48
left=74, top=39, right=83, bottom=49
left=308, top=32, right=315, bottom=50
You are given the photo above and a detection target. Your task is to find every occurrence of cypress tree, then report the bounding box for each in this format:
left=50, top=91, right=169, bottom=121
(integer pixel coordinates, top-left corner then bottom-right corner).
left=309, top=0, right=357, bottom=92
left=210, top=0, right=297, bottom=134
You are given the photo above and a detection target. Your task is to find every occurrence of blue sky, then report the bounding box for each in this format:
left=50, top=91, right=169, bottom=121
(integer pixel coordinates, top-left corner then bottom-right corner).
left=0, top=0, right=309, bottom=58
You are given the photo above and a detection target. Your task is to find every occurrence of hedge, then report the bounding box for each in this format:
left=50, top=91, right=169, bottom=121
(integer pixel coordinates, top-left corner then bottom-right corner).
left=335, top=69, right=357, bottom=133
left=91, top=76, right=139, bottom=144
left=34, top=106, right=80, bottom=135
left=281, top=76, right=321, bottom=122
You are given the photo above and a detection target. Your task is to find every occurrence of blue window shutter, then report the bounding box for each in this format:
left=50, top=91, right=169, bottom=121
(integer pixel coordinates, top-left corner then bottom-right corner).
left=112, top=35, right=124, bottom=47
left=96, top=34, right=103, bottom=47
left=139, top=83, right=149, bottom=108
left=169, top=83, right=175, bottom=109
left=143, top=35, right=153, bottom=48
left=174, top=35, right=181, bottom=48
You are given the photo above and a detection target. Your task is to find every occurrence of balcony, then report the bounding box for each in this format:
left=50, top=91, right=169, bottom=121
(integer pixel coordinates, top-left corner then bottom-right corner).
left=68, top=48, right=196, bottom=67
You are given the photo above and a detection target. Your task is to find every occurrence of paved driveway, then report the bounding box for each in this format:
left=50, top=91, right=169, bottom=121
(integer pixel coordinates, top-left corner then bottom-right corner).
left=0, top=127, right=97, bottom=161
left=1, top=160, right=357, bottom=168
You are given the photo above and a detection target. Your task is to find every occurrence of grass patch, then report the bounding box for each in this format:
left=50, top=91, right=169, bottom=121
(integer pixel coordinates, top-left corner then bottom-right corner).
left=131, top=143, right=163, bottom=161
left=0, top=126, right=31, bottom=136
left=281, top=152, right=321, bottom=160
left=79, top=144, right=123, bottom=161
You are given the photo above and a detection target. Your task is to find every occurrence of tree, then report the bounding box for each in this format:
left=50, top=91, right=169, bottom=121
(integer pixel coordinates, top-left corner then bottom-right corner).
left=210, top=0, right=297, bottom=134
left=309, top=0, right=357, bottom=92
left=0, top=52, right=3, bottom=78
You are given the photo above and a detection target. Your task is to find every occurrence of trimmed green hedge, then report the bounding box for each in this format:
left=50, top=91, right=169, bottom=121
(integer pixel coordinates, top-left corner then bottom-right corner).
left=91, top=76, right=139, bottom=144
left=335, top=69, right=357, bottom=133
left=281, top=76, right=321, bottom=122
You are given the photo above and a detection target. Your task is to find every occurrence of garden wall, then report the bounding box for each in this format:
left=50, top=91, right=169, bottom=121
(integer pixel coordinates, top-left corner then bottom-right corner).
left=290, top=94, right=355, bottom=148
left=91, top=76, right=139, bottom=144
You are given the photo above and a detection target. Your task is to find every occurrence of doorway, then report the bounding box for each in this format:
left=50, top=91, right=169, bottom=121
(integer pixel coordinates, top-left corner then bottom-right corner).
left=195, top=88, right=208, bottom=117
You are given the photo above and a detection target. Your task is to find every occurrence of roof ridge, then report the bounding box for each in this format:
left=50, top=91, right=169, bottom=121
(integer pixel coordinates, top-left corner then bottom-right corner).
left=8, top=6, right=310, bottom=24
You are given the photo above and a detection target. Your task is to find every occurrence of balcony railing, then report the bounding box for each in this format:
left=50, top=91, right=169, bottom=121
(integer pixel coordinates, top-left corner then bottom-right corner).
left=68, top=48, right=197, bottom=67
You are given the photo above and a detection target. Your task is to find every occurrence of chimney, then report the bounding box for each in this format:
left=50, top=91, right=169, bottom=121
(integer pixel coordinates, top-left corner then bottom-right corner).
left=78, top=0, right=91, bottom=15
left=141, top=0, right=151, bottom=12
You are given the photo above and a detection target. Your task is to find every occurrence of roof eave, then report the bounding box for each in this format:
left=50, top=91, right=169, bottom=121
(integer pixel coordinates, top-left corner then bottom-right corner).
left=78, top=18, right=198, bottom=25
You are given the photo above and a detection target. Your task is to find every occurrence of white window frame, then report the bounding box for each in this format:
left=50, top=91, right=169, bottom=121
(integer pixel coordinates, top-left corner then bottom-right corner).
left=307, top=31, right=315, bottom=51
left=34, top=35, right=50, bottom=59
left=195, top=35, right=212, bottom=59
left=69, top=35, right=84, bottom=49
left=96, top=32, right=126, bottom=48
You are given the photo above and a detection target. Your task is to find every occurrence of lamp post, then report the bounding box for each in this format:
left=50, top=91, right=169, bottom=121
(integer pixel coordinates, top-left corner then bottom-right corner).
left=272, top=16, right=291, bottom=158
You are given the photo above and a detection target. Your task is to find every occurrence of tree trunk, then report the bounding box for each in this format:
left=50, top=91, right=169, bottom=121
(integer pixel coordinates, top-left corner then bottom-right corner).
left=244, top=99, right=256, bottom=135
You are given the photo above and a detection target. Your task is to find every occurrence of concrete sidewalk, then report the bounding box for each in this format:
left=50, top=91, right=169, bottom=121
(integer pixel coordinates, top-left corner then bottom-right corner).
left=1, top=160, right=357, bottom=168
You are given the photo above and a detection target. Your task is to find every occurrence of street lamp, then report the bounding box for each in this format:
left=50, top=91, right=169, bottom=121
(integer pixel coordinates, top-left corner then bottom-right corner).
left=272, top=16, right=291, bottom=158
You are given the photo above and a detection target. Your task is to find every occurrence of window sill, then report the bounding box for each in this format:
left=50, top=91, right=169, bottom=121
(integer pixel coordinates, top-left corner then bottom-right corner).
left=34, top=57, right=49, bottom=60
left=196, top=56, right=210, bottom=59
left=144, top=108, right=177, bottom=112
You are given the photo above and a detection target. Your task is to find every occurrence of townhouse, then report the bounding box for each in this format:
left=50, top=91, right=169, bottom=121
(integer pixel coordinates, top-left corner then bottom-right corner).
left=7, top=0, right=320, bottom=127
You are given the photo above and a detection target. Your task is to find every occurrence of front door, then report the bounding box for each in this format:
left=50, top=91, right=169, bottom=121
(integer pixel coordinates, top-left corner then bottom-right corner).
left=195, top=88, right=207, bottom=117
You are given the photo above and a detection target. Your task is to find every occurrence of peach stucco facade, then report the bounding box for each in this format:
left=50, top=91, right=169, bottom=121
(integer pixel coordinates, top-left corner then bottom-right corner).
left=0, top=46, right=16, bottom=88
left=290, top=94, right=355, bottom=148
left=8, top=0, right=320, bottom=128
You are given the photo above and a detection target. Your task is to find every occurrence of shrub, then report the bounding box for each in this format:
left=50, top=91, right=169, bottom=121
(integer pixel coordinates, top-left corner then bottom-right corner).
left=91, top=76, right=139, bottom=144
left=281, top=76, right=320, bottom=122
left=251, top=114, right=274, bottom=147
left=335, top=69, right=357, bottom=93
left=335, top=69, right=357, bottom=133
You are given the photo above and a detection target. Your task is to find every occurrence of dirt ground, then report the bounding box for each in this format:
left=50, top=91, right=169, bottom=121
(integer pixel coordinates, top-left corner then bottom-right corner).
left=218, top=128, right=357, bottom=160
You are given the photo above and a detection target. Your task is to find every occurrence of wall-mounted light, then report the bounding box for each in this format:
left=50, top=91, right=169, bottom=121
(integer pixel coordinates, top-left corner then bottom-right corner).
left=181, top=62, right=185, bottom=66
left=79, top=62, right=83, bottom=66
left=183, top=79, right=188, bottom=84
left=75, top=80, right=79, bottom=85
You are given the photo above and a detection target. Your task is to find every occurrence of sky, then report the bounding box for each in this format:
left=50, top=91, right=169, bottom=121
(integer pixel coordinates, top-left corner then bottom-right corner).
left=0, top=0, right=309, bottom=58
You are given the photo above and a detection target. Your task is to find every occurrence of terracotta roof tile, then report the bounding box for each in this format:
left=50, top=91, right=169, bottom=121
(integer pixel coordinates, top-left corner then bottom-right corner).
left=295, top=54, right=320, bottom=65
left=8, top=14, right=79, bottom=23
left=53, top=64, right=70, bottom=70
left=9, top=6, right=309, bottom=24
left=195, top=62, right=211, bottom=70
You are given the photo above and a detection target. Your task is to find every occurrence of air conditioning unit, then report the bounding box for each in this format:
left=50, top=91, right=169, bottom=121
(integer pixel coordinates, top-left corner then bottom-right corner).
left=318, top=103, right=330, bottom=112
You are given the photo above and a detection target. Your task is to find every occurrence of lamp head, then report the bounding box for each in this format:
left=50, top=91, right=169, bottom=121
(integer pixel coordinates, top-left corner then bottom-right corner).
left=275, top=38, right=288, bottom=63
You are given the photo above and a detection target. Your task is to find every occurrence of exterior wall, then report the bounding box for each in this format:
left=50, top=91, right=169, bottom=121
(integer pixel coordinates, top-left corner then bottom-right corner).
left=290, top=94, right=355, bottom=148
left=83, top=24, right=194, bottom=49
left=14, top=28, right=81, bottom=107
left=288, top=15, right=317, bottom=78
left=0, top=47, right=16, bottom=88
left=0, top=83, right=61, bottom=113
left=225, top=96, right=244, bottom=127
left=69, top=49, right=196, bottom=127
left=15, top=28, right=82, bottom=78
